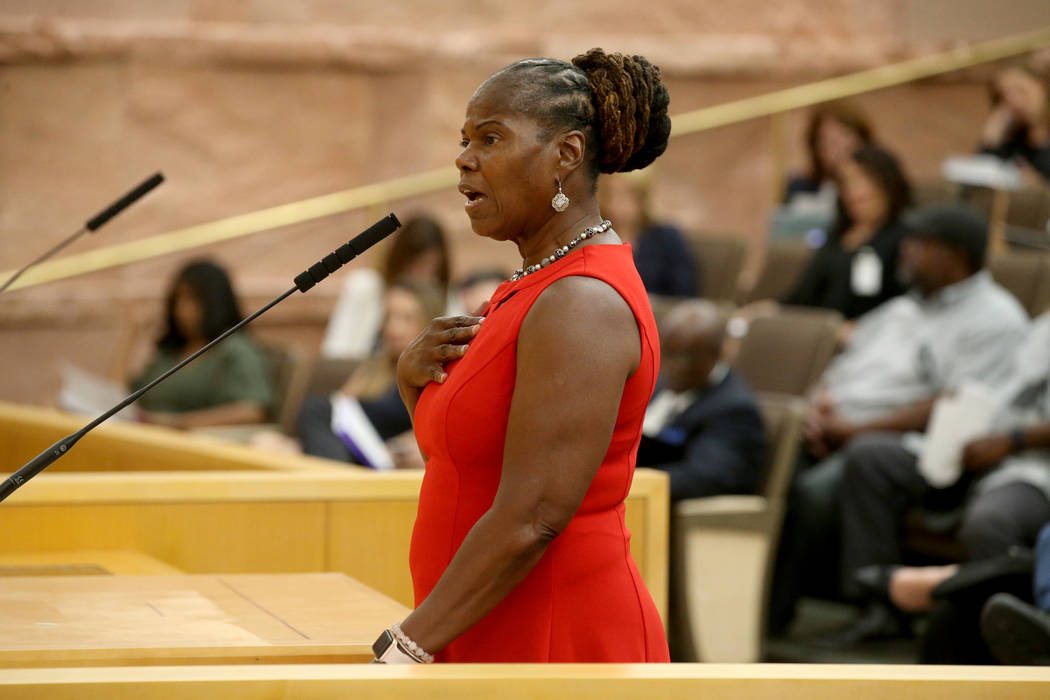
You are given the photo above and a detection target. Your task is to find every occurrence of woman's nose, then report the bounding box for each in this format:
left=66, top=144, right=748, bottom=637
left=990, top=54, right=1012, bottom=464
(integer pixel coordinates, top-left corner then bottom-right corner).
left=456, top=147, right=477, bottom=172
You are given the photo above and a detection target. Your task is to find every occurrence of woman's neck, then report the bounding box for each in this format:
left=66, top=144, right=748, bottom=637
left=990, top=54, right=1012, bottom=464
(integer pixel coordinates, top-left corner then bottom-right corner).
left=179, top=338, right=206, bottom=359
left=1028, top=121, right=1049, bottom=148
left=516, top=203, right=608, bottom=269
left=839, top=220, right=881, bottom=251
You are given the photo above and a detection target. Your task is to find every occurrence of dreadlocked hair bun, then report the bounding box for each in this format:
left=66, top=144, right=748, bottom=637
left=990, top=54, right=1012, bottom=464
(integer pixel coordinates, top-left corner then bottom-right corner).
left=571, top=48, right=671, bottom=174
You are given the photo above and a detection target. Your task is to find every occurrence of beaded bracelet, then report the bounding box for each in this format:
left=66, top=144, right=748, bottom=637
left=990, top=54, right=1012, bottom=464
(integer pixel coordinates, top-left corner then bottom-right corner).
left=392, top=622, right=435, bottom=664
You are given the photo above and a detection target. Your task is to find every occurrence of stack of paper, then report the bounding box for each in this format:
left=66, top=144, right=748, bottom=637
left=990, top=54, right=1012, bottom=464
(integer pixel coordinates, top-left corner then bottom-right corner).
left=919, top=384, right=996, bottom=488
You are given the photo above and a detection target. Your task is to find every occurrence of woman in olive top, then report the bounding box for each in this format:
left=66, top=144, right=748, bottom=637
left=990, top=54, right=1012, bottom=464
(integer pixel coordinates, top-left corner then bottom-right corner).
left=131, top=260, right=274, bottom=429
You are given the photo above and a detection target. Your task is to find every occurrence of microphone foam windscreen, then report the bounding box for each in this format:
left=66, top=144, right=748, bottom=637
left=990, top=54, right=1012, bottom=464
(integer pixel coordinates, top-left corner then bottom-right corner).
left=293, top=213, right=402, bottom=293
left=348, top=213, right=402, bottom=256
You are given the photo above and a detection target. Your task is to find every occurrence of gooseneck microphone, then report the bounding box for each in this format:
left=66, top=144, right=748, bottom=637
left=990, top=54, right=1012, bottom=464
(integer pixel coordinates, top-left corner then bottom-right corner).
left=0, top=213, right=402, bottom=504
left=0, top=172, right=165, bottom=295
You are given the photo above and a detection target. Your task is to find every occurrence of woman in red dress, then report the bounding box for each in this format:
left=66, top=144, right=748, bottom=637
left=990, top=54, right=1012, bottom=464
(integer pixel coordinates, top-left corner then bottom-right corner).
left=370, top=48, right=672, bottom=664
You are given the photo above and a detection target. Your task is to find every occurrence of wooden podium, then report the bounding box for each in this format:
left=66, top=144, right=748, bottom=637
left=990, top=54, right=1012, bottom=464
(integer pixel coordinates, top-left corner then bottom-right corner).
left=0, top=573, right=408, bottom=668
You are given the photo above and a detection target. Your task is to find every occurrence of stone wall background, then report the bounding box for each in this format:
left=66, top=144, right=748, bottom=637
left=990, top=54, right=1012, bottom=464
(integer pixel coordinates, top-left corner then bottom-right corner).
left=1, top=1, right=1047, bottom=405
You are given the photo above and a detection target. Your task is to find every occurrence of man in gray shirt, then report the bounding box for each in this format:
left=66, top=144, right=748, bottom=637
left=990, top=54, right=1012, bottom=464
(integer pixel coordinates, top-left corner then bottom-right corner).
left=770, top=204, right=1030, bottom=636
left=828, top=309, right=1050, bottom=651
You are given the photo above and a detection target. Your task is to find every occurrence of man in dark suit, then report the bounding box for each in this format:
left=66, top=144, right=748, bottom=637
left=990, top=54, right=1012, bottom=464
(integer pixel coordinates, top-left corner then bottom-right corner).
left=639, top=300, right=766, bottom=501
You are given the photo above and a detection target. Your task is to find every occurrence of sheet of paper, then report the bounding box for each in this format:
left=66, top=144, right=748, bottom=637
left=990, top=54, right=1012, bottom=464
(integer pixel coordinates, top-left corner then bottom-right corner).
left=330, top=393, right=394, bottom=470
left=58, top=364, right=137, bottom=421
left=918, top=384, right=996, bottom=488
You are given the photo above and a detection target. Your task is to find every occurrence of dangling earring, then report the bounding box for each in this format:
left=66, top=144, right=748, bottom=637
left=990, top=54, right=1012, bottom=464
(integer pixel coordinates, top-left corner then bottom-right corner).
left=551, top=177, right=570, bottom=212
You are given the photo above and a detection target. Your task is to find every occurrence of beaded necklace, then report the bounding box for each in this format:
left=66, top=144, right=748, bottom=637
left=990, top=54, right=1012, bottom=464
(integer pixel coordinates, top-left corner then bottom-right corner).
left=510, top=220, right=612, bottom=282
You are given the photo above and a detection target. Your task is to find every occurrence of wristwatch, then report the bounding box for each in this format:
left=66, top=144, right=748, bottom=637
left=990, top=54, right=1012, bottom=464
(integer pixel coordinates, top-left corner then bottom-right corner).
left=372, top=629, right=423, bottom=664
left=1010, top=427, right=1028, bottom=453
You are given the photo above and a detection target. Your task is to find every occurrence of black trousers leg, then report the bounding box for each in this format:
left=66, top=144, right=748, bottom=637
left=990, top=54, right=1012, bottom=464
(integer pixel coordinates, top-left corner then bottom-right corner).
left=922, top=597, right=997, bottom=664
left=921, top=481, right=1050, bottom=664
left=296, top=395, right=353, bottom=463
left=960, top=481, right=1050, bottom=561
left=839, top=432, right=929, bottom=600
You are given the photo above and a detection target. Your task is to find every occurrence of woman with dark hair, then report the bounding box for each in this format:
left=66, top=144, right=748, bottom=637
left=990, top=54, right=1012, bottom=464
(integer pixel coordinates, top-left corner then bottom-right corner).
left=382, top=216, right=451, bottom=290
left=322, top=214, right=452, bottom=359
left=785, top=101, right=875, bottom=205
left=370, top=49, right=671, bottom=664
left=131, top=259, right=274, bottom=429
left=780, top=145, right=914, bottom=320
left=980, top=63, right=1050, bottom=181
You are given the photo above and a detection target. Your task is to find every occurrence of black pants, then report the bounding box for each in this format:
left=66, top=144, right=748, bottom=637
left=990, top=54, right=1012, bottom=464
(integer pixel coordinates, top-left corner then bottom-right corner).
left=839, top=431, right=1050, bottom=599
left=921, top=555, right=1039, bottom=664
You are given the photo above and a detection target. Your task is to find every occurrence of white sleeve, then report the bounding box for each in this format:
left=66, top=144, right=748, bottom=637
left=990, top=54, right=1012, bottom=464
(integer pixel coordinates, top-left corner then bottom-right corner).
left=819, top=298, right=907, bottom=387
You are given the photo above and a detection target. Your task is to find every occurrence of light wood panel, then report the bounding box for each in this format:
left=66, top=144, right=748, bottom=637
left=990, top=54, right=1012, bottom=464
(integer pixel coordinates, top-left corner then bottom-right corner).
left=2, top=470, right=668, bottom=619
left=0, top=573, right=408, bottom=668
left=327, top=500, right=419, bottom=607
left=2, top=663, right=1049, bottom=700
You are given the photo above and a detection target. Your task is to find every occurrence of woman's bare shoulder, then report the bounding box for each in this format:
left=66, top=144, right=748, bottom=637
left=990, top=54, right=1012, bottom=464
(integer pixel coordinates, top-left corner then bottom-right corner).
left=520, top=274, right=640, bottom=372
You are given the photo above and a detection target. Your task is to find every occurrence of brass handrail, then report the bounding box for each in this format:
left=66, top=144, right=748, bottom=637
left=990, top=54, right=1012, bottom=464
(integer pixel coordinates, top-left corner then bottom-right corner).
left=672, top=25, right=1050, bottom=134
left=4, top=25, right=1050, bottom=292
left=2, top=167, right=457, bottom=291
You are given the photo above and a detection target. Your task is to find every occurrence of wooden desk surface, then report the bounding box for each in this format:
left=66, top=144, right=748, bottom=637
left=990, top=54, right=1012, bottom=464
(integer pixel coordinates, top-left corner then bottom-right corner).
left=0, top=573, right=408, bottom=668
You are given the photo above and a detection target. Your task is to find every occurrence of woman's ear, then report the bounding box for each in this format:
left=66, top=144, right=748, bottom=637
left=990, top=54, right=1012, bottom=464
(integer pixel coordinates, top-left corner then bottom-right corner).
left=556, top=130, right=586, bottom=174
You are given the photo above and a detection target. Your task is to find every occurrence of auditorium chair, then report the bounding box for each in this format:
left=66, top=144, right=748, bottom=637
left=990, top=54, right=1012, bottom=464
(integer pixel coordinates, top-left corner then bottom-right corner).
left=988, top=249, right=1050, bottom=318
left=260, top=343, right=308, bottom=428
left=670, top=392, right=806, bottom=662
left=964, top=185, right=1050, bottom=232
left=688, top=233, right=748, bottom=302
left=740, top=240, right=813, bottom=305
left=912, top=179, right=959, bottom=208
left=731, top=307, right=842, bottom=396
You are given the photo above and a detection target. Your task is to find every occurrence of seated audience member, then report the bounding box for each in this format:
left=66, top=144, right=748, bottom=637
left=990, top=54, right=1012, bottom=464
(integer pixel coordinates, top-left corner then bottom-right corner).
left=783, top=101, right=874, bottom=211
left=298, top=280, right=444, bottom=468
left=826, top=306, right=1050, bottom=648
left=638, top=300, right=766, bottom=501
left=770, top=204, right=1030, bottom=634
left=598, top=171, right=699, bottom=298
left=980, top=63, right=1050, bottom=181
left=321, top=214, right=451, bottom=359
left=456, top=268, right=509, bottom=315
left=840, top=520, right=1050, bottom=664
left=131, top=259, right=274, bottom=429
left=779, top=146, right=913, bottom=320
left=981, top=522, right=1050, bottom=665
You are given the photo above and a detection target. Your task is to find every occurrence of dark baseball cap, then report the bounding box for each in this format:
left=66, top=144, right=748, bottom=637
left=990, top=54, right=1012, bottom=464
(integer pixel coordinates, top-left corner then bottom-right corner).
left=904, top=203, right=989, bottom=271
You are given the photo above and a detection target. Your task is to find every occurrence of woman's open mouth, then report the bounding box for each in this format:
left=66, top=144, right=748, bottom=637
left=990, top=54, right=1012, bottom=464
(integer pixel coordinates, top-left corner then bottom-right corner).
left=458, top=183, right=488, bottom=211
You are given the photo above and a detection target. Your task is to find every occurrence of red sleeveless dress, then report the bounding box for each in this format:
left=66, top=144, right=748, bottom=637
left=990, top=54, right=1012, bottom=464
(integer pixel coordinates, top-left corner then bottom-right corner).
left=409, top=242, right=669, bottom=663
